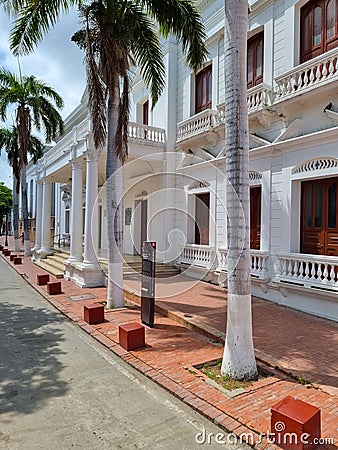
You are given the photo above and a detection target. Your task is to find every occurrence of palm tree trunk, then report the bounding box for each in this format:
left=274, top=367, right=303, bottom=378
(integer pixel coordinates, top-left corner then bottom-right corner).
left=13, top=175, right=20, bottom=252
left=21, top=164, right=31, bottom=256
left=221, top=0, right=257, bottom=380
left=106, top=75, right=124, bottom=309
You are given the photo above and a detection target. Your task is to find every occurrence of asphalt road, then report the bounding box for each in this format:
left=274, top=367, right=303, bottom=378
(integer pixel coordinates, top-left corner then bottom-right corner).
left=0, top=256, right=249, bottom=450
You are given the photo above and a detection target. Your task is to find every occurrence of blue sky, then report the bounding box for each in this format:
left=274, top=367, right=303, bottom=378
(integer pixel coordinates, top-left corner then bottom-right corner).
left=0, top=8, right=86, bottom=187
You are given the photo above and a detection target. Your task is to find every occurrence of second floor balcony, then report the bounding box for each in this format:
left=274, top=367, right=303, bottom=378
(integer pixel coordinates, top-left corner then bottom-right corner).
left=274, top=48, right=338, bottom=104
left=176, top=83, right=273, bottom=146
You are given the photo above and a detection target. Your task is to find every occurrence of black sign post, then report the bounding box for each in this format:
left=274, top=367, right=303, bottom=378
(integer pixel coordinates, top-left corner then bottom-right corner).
left=141, top=241, right=156, bottom=327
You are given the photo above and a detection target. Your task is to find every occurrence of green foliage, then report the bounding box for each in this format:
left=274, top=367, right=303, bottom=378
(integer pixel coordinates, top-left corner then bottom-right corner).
left=0, top=182, right=12, bottom=218
left=1, top=0, right=207, bottom=160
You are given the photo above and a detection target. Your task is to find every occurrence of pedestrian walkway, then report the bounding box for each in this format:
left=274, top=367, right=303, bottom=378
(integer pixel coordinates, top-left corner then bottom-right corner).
left=1, top=238, right=337, bottom=450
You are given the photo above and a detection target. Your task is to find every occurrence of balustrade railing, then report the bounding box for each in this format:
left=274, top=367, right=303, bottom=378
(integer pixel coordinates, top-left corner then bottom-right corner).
left=276, top=253, right=338, bottom=291
left=180, top=244, right=216, bottom=268
left=128, top=122, right=166, bottom=144
left=217, top=85, right=272, bottom=123
left=177, top=109, right=218, bottom=142
left=275, top=48, right=338, bottom=102
left=216, top=247, right=269, bottom=279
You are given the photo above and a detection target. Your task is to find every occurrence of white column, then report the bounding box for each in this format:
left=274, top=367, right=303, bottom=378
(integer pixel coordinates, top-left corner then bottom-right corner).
left=33, top=180, right=43, bottom=252
left=39, top=180, right=52, bottom=257
left=68, top=159, right=83, bottom=263
left=82, top=151, right=100, bottom=267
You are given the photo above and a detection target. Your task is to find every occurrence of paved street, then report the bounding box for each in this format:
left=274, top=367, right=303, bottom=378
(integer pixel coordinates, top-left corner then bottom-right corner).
left=0, top=257, right=249, bottom=450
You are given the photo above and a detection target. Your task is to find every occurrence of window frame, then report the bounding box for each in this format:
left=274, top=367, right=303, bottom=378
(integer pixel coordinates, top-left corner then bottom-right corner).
left=195, top=65, right=212, bottom=114
left=247, top=31, right=264, bottom=89
left=300, top=0, right=338, bottom=64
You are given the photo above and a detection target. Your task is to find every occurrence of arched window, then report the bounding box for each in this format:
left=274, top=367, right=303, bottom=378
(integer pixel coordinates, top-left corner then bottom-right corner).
left=247, top=32, right=264, bottom=89
left=301, top=0, right=338, bottom=63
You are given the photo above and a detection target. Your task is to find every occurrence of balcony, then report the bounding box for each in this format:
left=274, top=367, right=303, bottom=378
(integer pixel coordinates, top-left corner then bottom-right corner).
left=128, top=122, right=166, bottom=147
left=176, top=109, right=218, bottom=147
left=274, top=48, right=338, bottom=103
left=177, top=85, right=273, bottom=147
left=218, top=85, right=273, bottom=121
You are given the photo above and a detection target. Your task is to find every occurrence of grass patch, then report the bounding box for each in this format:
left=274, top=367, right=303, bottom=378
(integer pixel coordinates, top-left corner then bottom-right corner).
left=200, top=360, right=270, bottom=391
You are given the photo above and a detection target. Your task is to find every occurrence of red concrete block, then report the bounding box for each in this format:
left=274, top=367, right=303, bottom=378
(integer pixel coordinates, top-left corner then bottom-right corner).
left=47, top=281, right=62, bottom=295
left=84, top=303, right=104, bottom=325
left=0, top=245, right=3, bottom=250
left=271, top=396, right=321, bottom=450
left=13, top=257, right=22, bottom=265
left=37, top=274, right=50, bottom=286
left=119, top=322, right=145, bottom=351
left=10, top=254, right=17, bottom=261
left=4, top=249, right=11, bottom=256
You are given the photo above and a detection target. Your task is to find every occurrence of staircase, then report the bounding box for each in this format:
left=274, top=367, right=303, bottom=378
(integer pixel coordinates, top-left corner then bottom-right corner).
left=34, top=249, right=69, bottom=278
left=34, top=250, right=181, bottom=279
left=99, top=258, right=181, bottom=278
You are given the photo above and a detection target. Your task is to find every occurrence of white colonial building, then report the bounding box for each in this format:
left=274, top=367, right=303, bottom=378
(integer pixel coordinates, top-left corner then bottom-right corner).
left=27, top=0, right=338, bottom=321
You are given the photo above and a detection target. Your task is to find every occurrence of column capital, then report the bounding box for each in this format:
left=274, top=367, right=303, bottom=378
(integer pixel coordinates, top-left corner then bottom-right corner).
left=70, top=158, right=83, bottom=170
left=85, top=149, right=99, bottom=162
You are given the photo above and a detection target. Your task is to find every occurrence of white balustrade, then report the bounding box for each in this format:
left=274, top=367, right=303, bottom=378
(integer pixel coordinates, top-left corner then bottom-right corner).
left=276, top=253, right=338, bottom=291
left=275, top=48, right=338, bottom=102
left=216, top=247, right=269, bottom=280
left=217, top=85, right=272, bottom=122
left=177, top=109, right=218, bottom=142
left=180, top=244, right=215, bottom=268
left=128, top=122, right=166, bottom=144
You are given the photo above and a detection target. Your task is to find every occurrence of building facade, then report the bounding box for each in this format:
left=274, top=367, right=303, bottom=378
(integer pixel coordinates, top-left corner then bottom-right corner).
left=27, top=0, right=338, bottom=321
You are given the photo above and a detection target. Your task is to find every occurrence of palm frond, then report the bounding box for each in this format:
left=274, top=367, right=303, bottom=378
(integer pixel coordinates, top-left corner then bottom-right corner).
left=9, top=0, right=81, bottom=55
left=83, top=8, right=107, bottom=149
left=139, top=0, right=208, bottom=71
left=122, top=1, right=165, bottom=107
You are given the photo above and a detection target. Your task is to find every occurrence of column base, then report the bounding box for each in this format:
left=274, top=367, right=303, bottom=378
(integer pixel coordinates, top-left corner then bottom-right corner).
left=36, top=248, right=53, bottom=259
left=64, top=260, right=105, bottom=288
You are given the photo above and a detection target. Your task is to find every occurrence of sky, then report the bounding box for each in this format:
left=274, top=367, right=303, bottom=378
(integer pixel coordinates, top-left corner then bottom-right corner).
left=0, top=8, right=86, bottom=187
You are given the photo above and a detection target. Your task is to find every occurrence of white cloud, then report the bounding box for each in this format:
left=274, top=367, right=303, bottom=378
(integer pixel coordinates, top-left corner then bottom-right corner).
left=0, top=7, right=87, bottom=187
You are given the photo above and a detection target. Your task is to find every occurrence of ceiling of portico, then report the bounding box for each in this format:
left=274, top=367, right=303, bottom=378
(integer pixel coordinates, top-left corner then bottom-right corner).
left=46, top=150, right=164, bottom=188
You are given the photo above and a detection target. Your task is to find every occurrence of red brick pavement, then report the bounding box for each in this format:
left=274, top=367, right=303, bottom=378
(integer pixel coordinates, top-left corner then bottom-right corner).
left=1, top=238, right=337, bottom=450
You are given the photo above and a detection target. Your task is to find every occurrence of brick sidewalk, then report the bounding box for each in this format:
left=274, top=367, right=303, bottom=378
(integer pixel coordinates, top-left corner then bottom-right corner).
left=1, top=239, right=337, bottom=450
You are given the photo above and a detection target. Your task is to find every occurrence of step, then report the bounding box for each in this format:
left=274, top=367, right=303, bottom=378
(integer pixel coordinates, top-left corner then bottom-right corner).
left=45, top=257, right=67, bottom=271
left=34, top=260, right=64, bottom=278
left=52, top=250, right=69, bottom=259
left=47, top=254, right=68, bottom=265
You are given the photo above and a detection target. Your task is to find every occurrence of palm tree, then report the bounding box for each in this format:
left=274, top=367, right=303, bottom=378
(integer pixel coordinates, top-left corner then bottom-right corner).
left=0, top=69, right=64, bottom=256
left=0, top=125, right=44, bottom=252
left=220, top=0, right=258, bottom=380
left=0, top=125, right=20, bottom=251
left=3, top=0, right=207, bottom=308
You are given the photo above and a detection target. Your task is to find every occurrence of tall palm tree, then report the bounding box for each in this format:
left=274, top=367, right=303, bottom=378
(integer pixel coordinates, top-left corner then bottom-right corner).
left=0, top=69, right=64, bottom=256
left=0, top=125, right=20, bottom=251
left=221, top=0, right=258, bottom=380
left=0, top=125, right=44, bottom=252
left=3, top=0, right=207, bottom=308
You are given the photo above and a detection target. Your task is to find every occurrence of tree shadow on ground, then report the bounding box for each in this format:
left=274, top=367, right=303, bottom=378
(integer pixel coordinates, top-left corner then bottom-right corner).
left=0, top=301, right=68, bottom=415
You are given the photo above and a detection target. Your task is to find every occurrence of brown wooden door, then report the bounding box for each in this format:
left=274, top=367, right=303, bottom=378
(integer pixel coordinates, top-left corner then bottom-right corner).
left=301, top=177, right=338, bottom=256
left=250, top=186, right=261, bottom=249
left=195, top=193, right=210, bottom=245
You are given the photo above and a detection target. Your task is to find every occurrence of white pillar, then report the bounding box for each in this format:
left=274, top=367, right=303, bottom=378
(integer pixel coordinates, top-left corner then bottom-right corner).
left=68, top=159, right=83, bottom=263
left=83, top=151, right=100, bottom=267
left=33, top=180, right=43, bottom=252
left=39, top=180, right=52, bottom=257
